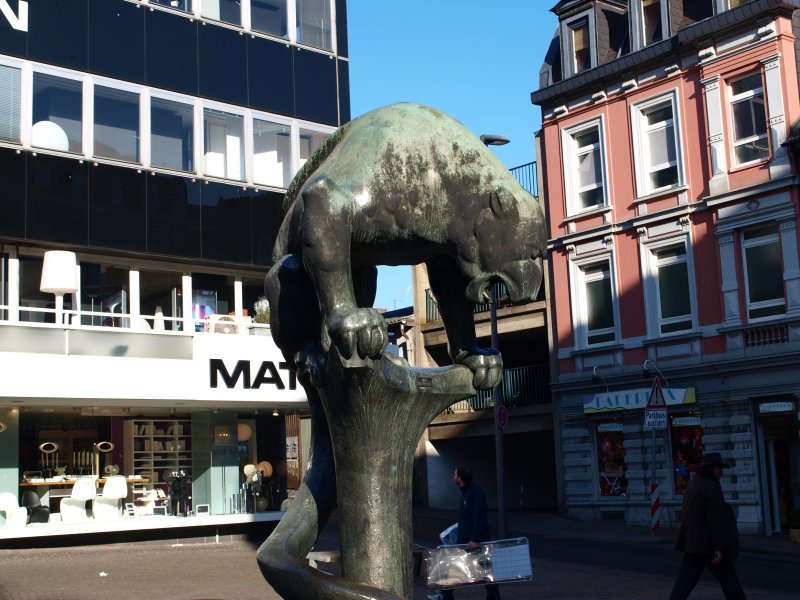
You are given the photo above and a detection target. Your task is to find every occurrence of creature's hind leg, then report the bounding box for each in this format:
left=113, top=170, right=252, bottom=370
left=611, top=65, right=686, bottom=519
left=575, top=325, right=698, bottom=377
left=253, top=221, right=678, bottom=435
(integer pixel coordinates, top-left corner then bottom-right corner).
left=265, top=254, right=326, bottom=385
left=426, top=255, right=502, bottom=390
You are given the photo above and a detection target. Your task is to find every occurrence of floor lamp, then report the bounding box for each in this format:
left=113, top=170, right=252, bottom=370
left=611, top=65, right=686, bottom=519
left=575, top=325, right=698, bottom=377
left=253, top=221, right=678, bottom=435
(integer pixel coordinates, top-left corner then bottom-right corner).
left=40, top=251, right=78, bottom=325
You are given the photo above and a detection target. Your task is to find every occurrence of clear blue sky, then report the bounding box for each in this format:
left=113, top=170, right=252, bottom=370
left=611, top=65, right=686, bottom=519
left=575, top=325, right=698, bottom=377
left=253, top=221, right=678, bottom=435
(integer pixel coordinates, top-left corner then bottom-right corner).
left=346, top=1, right=557, bottom=311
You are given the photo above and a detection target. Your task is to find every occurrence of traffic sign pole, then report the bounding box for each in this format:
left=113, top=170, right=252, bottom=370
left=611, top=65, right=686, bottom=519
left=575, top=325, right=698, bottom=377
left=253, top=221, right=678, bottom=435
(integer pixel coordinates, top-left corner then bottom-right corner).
left=644, top=376, right=667, bottom=539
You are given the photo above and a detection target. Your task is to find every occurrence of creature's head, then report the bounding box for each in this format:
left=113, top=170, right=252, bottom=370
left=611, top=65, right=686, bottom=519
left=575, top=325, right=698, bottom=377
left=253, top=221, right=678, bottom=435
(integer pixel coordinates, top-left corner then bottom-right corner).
left=460, top=183, right=546, bottom=305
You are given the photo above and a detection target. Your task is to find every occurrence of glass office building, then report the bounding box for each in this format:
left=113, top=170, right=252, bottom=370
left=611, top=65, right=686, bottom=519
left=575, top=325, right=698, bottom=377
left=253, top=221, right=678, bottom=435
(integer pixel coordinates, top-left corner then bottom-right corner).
left=0, top=0, right=348, bottom=542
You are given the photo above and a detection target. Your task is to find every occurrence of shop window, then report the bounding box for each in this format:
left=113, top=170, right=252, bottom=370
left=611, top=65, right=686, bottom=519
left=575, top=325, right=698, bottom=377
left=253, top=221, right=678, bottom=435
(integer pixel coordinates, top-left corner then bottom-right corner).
left=298, top=128, right=329, bottom=169
left=151, top=97, right=195, bottom=173
left=642, top=0, right=664, bottom=46
left=203, top=108, right=245, bottom=181
left=94, top=85, right=140, bottom=163
left=576, top=260, right=617, bottom=346
left=79, top=263, right=130, bottom=327
left=0, top=63, right=21, bottom=144
left=297, top=0, right=333, bottom=51
left=670, top=413, right=704, bottom=495
left=742, top=224, right=785, bottom=320
left=729, top=72, right=769, bottom=165
left=254, top=119, right=291, bottom=188
left=32, top=73, right=83, bottom=154
left=252, top=0, right=289, bottom=39
left=242, top=277, right=268, bottom=323
left=191, top=272, right=233, bottom=331
left=596, top=422, right=627, bottom=497
left=201, top=0, right=242, bottom=26
left=632, top=94, right=682, bottom=196
left=139, top=269, right=183, bottom=331
left=563, top=120, right=607, bottom=214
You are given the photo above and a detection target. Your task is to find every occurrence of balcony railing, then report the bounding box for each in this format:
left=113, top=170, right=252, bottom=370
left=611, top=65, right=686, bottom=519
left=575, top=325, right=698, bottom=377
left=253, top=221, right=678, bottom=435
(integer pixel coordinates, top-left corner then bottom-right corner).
left=510, top=161, right=538, bottom=197
left=425, top=282, right=542, bottom=323
left=446, top=364, right=550, bottom=413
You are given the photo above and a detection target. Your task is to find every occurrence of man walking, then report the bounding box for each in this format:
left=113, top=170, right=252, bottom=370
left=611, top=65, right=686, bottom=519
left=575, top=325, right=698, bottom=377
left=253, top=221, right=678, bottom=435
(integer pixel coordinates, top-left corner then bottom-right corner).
left=669, top=452, right=746, bottom=600
left=439, top=466, right=501, bottom=600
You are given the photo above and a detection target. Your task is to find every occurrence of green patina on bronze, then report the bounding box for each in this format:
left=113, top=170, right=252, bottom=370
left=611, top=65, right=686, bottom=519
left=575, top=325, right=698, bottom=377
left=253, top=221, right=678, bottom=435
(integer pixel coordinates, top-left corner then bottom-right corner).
left=257, top=103, right=547, bottom=599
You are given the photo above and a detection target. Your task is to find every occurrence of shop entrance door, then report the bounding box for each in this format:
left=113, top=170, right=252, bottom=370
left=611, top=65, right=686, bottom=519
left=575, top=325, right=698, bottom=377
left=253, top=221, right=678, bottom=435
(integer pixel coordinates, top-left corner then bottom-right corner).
left=757, top=408, right=800, bottom=535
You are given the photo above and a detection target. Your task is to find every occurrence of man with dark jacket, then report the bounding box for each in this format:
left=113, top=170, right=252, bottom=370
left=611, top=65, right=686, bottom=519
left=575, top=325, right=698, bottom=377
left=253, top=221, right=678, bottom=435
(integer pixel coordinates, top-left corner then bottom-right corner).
left=669, top=452, right=747, bottom=600
left=439, top=466, right=501, bottom=600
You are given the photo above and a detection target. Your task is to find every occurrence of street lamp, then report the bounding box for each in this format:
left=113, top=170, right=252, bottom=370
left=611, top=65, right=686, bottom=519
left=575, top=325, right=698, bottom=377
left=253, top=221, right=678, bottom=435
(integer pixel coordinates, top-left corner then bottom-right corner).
left=481, top=133, right=509, bottom=538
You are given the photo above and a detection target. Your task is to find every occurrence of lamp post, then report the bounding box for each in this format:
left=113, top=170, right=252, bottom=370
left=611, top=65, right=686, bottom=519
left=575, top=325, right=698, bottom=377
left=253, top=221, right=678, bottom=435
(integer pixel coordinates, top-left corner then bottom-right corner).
left=481, top=133, right=509, bottom=538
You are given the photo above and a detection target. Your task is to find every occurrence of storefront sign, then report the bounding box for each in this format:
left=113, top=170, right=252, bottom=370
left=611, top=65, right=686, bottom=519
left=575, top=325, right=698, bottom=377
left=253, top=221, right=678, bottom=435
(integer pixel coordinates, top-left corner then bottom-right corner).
left=672, top=416, right=701, bottom=427
left=584, top=387, right=695, bottom=414
left=758, top=401, right=795, bottom=414
left=0, top=1, right=28, bottom=32
left=597, top=423, right=623, bottom=432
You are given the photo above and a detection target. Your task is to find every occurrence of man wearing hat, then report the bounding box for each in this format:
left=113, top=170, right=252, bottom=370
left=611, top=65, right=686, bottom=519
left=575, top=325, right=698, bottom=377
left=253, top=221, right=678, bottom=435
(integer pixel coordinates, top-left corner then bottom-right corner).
left=669, top=452, right=746, bottom=599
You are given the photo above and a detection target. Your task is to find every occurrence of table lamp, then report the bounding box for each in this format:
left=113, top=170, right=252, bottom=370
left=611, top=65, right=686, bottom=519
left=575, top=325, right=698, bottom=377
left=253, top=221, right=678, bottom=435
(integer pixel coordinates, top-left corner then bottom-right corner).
left=40, top=251, right=78, bottom=325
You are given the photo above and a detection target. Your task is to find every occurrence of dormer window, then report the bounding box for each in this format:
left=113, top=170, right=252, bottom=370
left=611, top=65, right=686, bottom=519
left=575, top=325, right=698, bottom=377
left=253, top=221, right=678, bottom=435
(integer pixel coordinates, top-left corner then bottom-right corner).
left=572, top=21, right=592, bottom=74
left=642, top=0, right=664, bottom=45
left=562, top=10, right=597, bottom=78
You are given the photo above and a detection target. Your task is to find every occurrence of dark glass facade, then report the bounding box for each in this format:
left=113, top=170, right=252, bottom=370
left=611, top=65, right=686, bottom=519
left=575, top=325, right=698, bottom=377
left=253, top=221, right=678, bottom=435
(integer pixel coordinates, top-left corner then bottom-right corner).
left=0, top=0, right=346, bottom=126
left=0, top=147, right=284, bottom=265
left=0, top=0, right=348, bottom=268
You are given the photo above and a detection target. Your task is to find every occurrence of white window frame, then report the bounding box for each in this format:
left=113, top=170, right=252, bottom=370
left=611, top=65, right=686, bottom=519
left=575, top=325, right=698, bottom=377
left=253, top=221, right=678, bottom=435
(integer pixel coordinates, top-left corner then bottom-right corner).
left=201, top=100, right=248, bottom=183
left=89, top=75, right=144, bottom=165
left=136, top=1, right=337, bottom=53
left=562, top=117, right=609, bottom=216
left=631, top=90, right=685, bottom=198
left=8, top=57, right=335, bottom=190
left=640, top=235, right=697, bottom=337
left=741, top=224, right=785, bottom=321
left=728, top=70, right=770, bottom=167
left=561, top=9, right=596, bottom=78
left=252, top=111, right=295, bottom=189
left=29, top=64, right=87, bottom=158
left=570, top=253, right=620, bottom=348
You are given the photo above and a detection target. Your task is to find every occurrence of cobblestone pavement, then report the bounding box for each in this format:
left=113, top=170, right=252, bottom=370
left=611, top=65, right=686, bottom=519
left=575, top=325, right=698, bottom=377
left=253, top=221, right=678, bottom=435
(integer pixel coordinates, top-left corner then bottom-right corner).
left=1, top=509, right=797, bottom=599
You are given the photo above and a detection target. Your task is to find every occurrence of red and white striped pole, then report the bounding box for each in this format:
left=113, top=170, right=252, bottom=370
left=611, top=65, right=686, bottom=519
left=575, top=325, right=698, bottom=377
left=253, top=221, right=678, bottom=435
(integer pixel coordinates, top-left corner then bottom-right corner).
left=650, top=483, right=660, bottom=536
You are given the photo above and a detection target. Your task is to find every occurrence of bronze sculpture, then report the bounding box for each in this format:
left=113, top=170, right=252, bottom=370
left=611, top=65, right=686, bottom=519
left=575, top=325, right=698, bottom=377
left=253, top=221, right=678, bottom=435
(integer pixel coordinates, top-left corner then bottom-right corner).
left=257, top=103, right=546, bottom=599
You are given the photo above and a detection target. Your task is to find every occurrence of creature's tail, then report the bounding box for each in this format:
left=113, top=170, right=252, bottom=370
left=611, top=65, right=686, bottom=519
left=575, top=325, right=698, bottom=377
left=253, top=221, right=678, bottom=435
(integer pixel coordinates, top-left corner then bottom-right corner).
left=282, top=120, right=352, bottom=213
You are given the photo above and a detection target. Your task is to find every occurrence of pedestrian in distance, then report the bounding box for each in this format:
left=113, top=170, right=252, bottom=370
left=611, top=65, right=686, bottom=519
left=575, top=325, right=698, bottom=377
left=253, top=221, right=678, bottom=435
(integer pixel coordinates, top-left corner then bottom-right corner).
left=669, top=452, right=747, bottom=600
left=432, top=466, right=501, bottom=600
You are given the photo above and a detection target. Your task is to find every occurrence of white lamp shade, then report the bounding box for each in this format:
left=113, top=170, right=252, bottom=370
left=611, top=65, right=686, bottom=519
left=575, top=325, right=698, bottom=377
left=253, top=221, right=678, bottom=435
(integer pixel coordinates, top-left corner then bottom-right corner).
left=32, top=121, right=70, bottom=152
left=40, top=251, right=79, bottom=294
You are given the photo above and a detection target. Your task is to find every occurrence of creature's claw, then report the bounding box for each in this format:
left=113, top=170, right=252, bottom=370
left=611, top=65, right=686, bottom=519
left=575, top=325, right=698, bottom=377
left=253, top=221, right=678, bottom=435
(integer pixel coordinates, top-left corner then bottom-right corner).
left=455, top=348, right=503, bottom=390
left=328, top=306, right=388, bottom=359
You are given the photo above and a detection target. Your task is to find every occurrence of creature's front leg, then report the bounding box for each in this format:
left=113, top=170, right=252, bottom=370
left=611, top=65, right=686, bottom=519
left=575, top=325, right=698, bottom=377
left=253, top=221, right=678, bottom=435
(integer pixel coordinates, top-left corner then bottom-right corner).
left=426, top=257, right=502, bottom=390
left=300, top=177, right=387, bottom=360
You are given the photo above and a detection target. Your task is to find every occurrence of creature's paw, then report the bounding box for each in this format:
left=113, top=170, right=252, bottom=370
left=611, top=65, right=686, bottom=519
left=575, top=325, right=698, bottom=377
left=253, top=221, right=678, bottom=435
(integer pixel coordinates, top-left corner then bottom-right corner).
left=294, top=348, right=327, bottom=387
left=455, top=349, right=503, bottom=390
left=328, top=306, right=388, bottom=359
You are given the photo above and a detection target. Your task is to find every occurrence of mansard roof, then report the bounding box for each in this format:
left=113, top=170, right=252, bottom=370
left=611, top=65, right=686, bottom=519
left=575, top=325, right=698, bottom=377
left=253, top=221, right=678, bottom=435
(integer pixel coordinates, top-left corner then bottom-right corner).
left=532, top=0, right=800, bottom=107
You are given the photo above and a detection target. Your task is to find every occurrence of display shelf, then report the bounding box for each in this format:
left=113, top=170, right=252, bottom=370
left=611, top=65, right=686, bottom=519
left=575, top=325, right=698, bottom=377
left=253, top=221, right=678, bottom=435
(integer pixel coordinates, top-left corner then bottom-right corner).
left=124, top=419, right=191, bottom=484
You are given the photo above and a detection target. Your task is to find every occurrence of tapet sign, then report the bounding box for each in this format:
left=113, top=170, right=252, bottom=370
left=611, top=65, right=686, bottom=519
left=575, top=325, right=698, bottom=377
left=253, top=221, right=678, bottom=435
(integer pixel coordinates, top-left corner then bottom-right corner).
left=584, top=387, right=696, bottom=414
left=1, top=1, right=28, bottom=32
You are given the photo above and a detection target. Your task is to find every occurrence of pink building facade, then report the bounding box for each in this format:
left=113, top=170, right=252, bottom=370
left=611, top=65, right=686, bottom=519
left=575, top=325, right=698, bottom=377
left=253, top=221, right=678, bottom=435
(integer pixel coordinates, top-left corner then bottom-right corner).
left=532, top=0, right=800, bottom=534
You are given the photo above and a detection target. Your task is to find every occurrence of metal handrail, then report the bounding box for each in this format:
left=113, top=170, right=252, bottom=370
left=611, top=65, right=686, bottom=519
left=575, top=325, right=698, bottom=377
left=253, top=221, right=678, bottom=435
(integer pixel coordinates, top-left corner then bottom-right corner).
left=446, top=364, right=551, bottom=413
